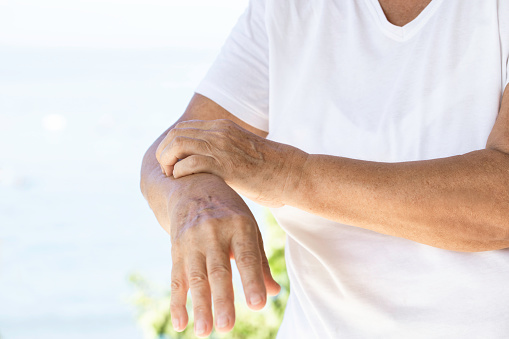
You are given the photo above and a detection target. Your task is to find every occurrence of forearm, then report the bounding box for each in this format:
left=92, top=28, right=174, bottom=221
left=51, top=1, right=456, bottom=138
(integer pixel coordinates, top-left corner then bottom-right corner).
left=140, top=132, right=174, bottom=232
left=140, top=94, right=262, bottom=235
left=284, top=149, right=509, bottom=252
left=140, top=128, right=228, bottom=236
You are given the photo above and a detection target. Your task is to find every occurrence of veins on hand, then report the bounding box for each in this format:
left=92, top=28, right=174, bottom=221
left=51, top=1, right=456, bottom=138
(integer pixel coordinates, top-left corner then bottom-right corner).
left=173, top=194, right=241, bottom=241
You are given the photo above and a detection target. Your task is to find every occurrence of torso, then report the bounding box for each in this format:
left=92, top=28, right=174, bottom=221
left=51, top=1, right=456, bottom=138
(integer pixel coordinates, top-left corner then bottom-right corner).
left=264, top=0, right=509, bottom=337
left=379, top=0, right=433, bottom=26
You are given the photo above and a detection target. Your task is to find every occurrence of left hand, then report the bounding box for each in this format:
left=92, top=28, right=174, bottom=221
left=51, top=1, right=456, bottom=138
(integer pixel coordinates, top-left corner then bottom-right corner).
left=155, top=119, right=307, bottom=207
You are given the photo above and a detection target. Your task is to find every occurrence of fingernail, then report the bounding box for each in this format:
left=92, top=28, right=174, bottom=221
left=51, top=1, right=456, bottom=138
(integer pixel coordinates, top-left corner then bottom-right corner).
left=195, top=319, right=206, bottom=336
left=172, top=317, right=180, bottom=331
left=217, top=315, right=229, bottom=329
left=250, top=294, right=263, bottom=306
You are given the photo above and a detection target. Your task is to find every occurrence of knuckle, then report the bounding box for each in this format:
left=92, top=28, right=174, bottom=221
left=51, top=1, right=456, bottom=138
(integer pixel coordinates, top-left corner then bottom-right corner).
left=232, top=213, right=253, bottom=226
left=167, top=128, right=177, bottom=139
left=233, top=223, right=257, bottom=241
left=208, top=263, right=232, bottom=280
left=188, top=271, right=209, bottom=288
left=235, top=251, right=261, bottom=269
left=155, top=144, right=165, bottom=161
left=171, top=278, right=187, bottom=293
left=172, top=136, right=186, bottom=147
left=204, top=141, right=215, bottom=156
left=175, top=121, right=186, bottom=129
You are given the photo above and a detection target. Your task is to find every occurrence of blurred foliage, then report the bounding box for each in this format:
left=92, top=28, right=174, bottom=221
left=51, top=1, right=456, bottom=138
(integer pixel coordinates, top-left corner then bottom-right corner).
left=130, top=211, right=289, bottom=339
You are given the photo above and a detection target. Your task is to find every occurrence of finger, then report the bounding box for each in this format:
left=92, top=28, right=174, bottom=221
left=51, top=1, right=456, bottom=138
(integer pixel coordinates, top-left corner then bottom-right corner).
left=175, top=119, right=226, bottom=131
left=257, top=229, right=281, bottom=296
left=159, top=128, right=220, bottom=176
left=187, top=252, right=213, bottom=338
left=231, top=223, right=267, bottom=310
left=171, top=127, right=213, bottom=139
left=162, top=164, right=174, bottom=178
left=156, top=119, right=230, bottom=163
left=173, top=155, right=220, bottom=179
left=155, top=126, right=204, bottom=165
left=156, top=130, right=174, bottom=164
left=206, top=247, right=235, bottom=333
left=170, top=259, right=189, bottom=332
left=159, top=162, right=175, bottom=178
left=159, top=137, right=211, bottom=168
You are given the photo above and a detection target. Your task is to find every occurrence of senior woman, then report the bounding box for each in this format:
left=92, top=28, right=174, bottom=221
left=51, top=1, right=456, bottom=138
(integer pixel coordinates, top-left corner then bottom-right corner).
left=140, top=0, right=509, bottom=337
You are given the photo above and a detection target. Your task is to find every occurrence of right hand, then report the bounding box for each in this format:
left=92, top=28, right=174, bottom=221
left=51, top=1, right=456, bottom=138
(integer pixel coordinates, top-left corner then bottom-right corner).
left=165, top=173, right=281, bottom=337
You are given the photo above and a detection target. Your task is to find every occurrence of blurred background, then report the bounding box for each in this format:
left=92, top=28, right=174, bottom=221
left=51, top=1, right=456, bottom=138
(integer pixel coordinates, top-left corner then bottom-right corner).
left=0, top=1, right=289, bottom=338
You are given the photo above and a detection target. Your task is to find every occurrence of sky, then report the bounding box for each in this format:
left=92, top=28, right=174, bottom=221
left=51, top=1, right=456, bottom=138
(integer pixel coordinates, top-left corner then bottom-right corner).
left=0, top=0, right=248, bottom=49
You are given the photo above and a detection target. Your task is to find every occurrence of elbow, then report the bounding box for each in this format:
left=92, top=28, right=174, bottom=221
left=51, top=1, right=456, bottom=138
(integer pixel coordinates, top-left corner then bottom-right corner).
left=498, top=218, right=509, bottom=250
left=140, top=174, right=148, bottom=201
left=447, top=221, right=509, bottom=253
left=485, top=191, right=509, bottom=251
left=463, top=166, right=509, bottom=252
left=439, top=239, right=509, bottom=253
left=429, top=209, right=509, bottom=253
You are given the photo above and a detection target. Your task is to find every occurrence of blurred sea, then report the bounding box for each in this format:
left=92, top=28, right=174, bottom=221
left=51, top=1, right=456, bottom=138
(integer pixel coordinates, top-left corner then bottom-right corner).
left=0, top=46, right=206, bottom=339
left=0, top=2, right=264, bottom=337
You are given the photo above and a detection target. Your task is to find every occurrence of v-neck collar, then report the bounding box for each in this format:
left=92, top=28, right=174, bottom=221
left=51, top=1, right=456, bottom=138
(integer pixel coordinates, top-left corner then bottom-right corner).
left=364, top=0, right=445, bottom=42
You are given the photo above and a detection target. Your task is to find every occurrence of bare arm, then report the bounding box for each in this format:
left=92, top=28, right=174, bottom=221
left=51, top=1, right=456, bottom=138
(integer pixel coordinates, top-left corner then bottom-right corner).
left=140, top=94, right=278, bottom=337
left=286, top=144, right=509, bottom=252
left=158, top=87, right=509, bottom=253
left=140, top=93, right=267, bottom=229
left=282, top=86, right=509, bottom=252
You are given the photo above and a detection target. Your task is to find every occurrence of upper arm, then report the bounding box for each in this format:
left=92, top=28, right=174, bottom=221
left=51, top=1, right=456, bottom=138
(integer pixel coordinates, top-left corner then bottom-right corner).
left=158, top=0, right=270, bottom=142
left=487, top=84, right=509, bottom=154
left=192, top=0, right=269, bottom=134
left=178, top=93, right=268, bottom=138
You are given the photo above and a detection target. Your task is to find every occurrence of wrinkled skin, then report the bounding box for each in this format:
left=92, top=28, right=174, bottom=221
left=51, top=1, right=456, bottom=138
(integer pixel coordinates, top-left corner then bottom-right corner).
left=156, top=119, right=307, bottom=208
left=159, top=173, right=281, bottom=337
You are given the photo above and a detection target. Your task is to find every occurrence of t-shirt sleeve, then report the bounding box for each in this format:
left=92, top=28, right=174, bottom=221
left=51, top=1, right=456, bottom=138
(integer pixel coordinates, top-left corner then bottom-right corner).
left=195, top=0, right=269, bottom=132
left=501, top=1, right=509, bottom=90
left=504, top=56, right=508, bottom=88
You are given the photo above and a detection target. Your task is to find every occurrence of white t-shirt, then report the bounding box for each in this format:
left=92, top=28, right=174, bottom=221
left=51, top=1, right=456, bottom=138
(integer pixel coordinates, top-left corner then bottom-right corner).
left=195, top=0, right=509, bottom=338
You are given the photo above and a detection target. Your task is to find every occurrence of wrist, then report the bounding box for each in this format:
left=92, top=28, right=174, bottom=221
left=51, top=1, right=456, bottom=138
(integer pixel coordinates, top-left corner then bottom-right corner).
left=163, top=173, right=225, bottom=211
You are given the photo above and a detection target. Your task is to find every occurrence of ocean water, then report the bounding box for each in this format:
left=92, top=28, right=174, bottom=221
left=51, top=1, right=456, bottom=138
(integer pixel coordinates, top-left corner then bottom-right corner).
left=0, top=1, right=261, bottom=338
left=0, top=46, right=203, bottom=339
